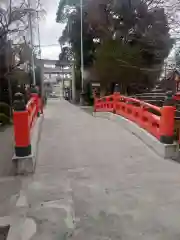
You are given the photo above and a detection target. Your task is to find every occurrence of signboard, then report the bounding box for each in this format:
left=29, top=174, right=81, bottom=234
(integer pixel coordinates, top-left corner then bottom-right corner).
left=91, top=83, right=100, bottom=98
left=92, top=83, right=100, bottom=87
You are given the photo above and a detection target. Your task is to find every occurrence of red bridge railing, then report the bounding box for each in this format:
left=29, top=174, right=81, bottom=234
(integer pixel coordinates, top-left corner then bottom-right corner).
left=13, top=93, right=42, bottom=157
left=94, top=92, right=175, bottom=144
left=26, top=97, right=38, bottom=129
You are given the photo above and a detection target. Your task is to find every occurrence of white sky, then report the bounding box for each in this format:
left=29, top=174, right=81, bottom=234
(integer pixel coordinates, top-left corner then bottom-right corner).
left=39, top=0, right=64, bottom=60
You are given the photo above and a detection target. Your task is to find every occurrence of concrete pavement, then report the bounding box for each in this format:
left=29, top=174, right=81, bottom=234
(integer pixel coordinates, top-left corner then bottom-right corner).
left=0, top=126, right=15, bottom=176
left=7, top=99, right=180, bottom=239
left=0, top=126, right=21, bottom=225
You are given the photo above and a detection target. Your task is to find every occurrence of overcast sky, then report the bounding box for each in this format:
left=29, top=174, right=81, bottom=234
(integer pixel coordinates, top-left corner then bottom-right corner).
left=39, top=0, right=64, bottom=60
left=0, top=0, right=63, bottom=60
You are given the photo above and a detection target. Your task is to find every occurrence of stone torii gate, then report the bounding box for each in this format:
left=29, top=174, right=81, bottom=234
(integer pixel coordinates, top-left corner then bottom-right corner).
left=36, top=59, right=71, bottom=77
left=35, top=58, right=76, bottom=101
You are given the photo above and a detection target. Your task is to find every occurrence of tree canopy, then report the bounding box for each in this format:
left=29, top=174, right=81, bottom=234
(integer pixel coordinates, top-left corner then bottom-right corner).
left=56, top=0, right=174, bottom=94
left=0, top=0, right=44, bottom=106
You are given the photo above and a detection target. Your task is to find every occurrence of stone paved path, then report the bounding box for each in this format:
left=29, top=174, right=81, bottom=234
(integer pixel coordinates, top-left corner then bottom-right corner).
left=11, top=99, right=180, bottom=240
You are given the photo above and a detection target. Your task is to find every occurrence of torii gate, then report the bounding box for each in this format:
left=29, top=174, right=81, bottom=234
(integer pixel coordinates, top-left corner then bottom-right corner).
left=35, top=59, right=72, bottom=77
left=35, top=58, right=76, bottom=101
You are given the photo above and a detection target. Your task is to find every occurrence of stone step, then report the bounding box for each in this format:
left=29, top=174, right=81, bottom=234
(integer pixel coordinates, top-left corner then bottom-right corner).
left=135, top=93, right=166, bottom=97
left=144, top=100, right=164, bottom=107
left=137, top=96, right=165, bottom=100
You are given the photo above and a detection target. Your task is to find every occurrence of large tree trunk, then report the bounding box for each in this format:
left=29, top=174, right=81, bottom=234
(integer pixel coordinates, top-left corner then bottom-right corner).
left=100, top=82, right=107, bottom=97
left=119, top=82, right=127, bottom=95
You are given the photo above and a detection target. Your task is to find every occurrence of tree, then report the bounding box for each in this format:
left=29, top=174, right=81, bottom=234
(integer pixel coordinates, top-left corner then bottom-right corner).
left=0, top=0, right=44, bottom=105
left=94, top=40, right=143, bottom=92
left=58, top=5, right=96, bottom=68
left=56, top=0, right=173, bottom=95
left=175, top=48, right=180, bottom=69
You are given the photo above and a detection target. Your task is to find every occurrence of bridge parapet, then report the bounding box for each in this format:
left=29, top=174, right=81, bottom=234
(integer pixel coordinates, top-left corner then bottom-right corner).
left=94, top=92, right=180, bottom=159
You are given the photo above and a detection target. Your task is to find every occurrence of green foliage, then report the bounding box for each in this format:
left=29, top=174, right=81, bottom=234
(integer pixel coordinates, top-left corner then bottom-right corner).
left=56, top=0, right=79, bottom=23
left=94, top=40, right=142, bottom=84
left=0, top=102, right=11, bottom=125
left=56, top=0, right=173, bottom=94
left=0, top=113, right=10, bottom=125
left=58, top=7, right=95, bottom=68
left=0, top=102, right=10, bottom=118
left=176, top=48, right=180, bottom=69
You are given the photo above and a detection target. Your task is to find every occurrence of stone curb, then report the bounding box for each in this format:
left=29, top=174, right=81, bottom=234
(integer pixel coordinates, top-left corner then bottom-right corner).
left=93, top=112, right=179, bottom=160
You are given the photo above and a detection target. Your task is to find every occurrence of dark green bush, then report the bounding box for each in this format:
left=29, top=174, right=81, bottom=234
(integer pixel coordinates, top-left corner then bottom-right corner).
left=0, top=102, right=10, bottom=118
left=0, top=113, right=10, bottom=125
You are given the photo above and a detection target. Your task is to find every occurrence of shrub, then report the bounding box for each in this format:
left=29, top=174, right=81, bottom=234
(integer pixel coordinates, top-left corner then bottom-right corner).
left=0, top=113, right=10, bottom=125
left=0, top=102, right=10, bottom=118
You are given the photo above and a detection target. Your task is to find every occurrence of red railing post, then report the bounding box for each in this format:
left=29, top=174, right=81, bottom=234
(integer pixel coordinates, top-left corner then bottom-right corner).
left=160, top=92, right=175, bottom=144
left=26, top=97, right=38, bottom=129
left=31, top=93, right=39, bottom=117
left=113, top=92, right=120, bottom=114
left=13, top=93, right=31, bottom=157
